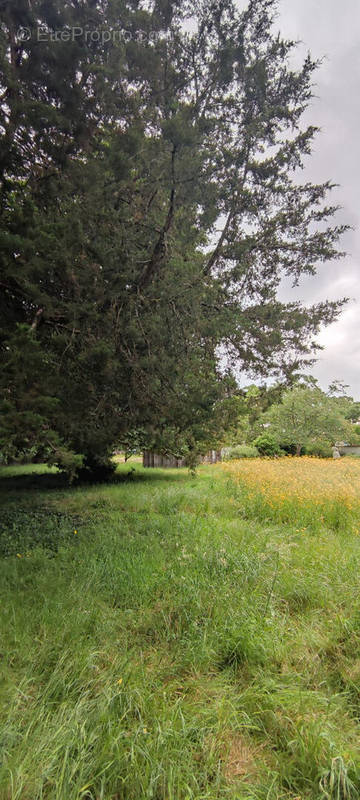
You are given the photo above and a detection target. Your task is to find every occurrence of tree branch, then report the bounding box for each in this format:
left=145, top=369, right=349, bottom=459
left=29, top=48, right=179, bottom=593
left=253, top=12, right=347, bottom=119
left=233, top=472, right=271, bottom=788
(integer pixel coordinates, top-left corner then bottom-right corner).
left=204, top=143, right=252, bottom=276
left=137, top=145, right=177, bottom=290
left=30, top=307, right=44, bottom=331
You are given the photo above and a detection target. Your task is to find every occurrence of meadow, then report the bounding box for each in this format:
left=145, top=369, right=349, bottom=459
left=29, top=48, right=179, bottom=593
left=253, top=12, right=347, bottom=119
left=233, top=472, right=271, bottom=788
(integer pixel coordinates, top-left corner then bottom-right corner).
left=1, top=458, right=360, bottom=799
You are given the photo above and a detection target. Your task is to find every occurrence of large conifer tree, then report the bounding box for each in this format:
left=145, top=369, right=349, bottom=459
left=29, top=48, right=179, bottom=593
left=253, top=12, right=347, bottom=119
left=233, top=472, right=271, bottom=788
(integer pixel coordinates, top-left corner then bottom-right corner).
left=0, top=0, right=348, bottom=474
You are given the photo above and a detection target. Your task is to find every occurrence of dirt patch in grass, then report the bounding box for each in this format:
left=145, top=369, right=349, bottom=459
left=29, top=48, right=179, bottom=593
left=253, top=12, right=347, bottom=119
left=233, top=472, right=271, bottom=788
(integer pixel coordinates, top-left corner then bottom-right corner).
left=223, top=733, right=264, bottom=782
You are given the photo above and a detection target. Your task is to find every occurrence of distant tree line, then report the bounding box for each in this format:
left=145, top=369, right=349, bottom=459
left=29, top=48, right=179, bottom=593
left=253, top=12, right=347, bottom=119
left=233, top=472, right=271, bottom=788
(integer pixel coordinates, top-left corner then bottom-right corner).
left=224, top=380, right=360, bottom=459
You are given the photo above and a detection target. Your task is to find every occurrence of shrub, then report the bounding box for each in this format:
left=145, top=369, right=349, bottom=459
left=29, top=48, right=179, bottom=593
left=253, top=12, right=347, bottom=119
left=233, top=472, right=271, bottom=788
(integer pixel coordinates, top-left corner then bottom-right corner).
left=305, top=439, right=333, bottom=459
left=223, top=445, right=259, bottom=460
left=253, top=433, right=282, bottom=457
left=350, top=426, right=360, bottom=445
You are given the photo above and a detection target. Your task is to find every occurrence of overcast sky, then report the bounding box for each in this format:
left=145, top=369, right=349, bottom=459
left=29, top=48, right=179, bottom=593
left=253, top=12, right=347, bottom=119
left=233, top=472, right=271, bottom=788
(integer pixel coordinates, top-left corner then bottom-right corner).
left=273, top=0, right=360, bottom=397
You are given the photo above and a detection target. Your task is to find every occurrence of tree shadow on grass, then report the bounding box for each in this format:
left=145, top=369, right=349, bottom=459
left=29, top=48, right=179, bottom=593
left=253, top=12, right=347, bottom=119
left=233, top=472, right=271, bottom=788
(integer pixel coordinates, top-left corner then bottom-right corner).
left=0, top=464, right=193, bottom=494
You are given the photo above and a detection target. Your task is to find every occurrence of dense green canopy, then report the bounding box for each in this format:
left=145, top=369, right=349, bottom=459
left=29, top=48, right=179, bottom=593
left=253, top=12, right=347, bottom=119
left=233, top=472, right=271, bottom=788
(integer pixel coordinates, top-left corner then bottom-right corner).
left=0, top=0, right=348, bottom=475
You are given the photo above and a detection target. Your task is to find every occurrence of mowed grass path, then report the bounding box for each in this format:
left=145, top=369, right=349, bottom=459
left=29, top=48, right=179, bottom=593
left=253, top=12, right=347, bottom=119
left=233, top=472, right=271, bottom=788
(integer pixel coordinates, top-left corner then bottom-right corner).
left=1, top=460, right=360, bottom=799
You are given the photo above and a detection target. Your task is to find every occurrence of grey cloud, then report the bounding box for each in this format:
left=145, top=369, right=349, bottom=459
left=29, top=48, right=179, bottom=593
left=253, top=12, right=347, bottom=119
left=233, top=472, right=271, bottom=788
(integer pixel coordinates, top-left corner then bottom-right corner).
left=270, top=0, right=360, bottom=395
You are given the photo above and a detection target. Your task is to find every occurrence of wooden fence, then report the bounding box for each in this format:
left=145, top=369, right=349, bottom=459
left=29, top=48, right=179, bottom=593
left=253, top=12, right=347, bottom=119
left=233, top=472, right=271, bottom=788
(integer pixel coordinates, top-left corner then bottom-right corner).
left=143, top=450, right=222, bottom=468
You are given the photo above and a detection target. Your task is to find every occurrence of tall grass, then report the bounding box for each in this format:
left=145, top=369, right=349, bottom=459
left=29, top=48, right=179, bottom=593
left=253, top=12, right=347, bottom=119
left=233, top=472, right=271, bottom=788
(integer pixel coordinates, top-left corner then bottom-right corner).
left=1, top=462, right=360, bottom=798
left=225, top=457, right=360, bottom=532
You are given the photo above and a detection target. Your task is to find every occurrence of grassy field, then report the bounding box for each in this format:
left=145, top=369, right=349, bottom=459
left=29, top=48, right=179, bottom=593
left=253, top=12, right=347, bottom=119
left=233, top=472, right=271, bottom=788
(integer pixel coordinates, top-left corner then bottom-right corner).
left=1, top=459, right=360, bottom=799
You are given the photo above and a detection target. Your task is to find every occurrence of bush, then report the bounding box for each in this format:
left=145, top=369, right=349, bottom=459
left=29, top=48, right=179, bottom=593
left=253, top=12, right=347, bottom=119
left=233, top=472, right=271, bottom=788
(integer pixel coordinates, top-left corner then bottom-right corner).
left=0, top=443, right=53, bottom=465
left=253, top=433, right=282, bottom=457
left=223, top=445, right=259, bottom=460
left=350, top=426, right=360, bottom=445
left=305, top=440, right=333, bottom=459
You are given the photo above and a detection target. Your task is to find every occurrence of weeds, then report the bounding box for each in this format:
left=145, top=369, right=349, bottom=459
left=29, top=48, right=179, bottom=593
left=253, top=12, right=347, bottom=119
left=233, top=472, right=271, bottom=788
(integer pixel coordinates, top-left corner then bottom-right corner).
left=319, top=757, right=357, bottom=799
left=225, top=457, right=360, bottom=532
left=0, top=507, right=82, bottom=557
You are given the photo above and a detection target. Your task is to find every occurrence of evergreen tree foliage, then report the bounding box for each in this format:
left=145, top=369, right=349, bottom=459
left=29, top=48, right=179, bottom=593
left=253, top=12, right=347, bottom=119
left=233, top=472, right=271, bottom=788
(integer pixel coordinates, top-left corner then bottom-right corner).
left=0, top=0, right=349, bottom=474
